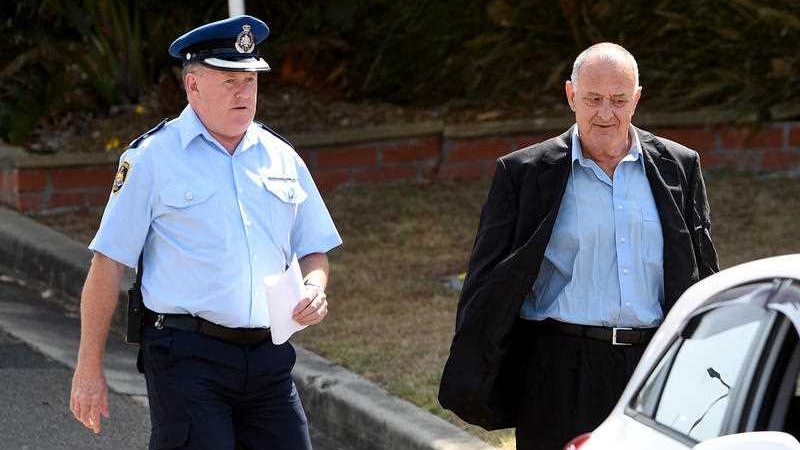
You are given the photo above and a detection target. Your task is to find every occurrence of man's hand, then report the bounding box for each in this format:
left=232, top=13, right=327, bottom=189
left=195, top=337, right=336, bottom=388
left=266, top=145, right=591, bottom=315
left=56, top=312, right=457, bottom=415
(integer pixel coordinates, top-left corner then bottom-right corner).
left=292, top=284, right=328, bottom=325
left=70, top=366, right=110, bottom=433
left=69, top=252, right=124, bottom=434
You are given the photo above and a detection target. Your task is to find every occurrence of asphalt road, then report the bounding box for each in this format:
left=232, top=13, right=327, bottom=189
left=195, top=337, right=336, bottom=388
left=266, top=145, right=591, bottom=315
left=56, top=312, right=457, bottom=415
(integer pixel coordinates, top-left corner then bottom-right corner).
left=0, top=268, right=352, bottom=450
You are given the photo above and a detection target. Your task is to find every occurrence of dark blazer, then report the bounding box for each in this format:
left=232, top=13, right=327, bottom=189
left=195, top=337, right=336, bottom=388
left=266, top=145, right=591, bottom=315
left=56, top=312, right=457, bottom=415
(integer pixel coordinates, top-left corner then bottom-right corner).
left=438, top=126, right=719, bottom=430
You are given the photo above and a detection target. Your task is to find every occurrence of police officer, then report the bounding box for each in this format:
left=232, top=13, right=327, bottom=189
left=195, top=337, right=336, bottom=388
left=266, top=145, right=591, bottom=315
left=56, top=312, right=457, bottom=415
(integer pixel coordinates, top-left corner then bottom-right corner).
left=69, top=15, right=342, bottom=449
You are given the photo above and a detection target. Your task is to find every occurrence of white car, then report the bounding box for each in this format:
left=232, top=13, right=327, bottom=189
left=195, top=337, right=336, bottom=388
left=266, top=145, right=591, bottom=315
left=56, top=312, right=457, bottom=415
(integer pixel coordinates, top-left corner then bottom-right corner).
left=566, top=254, right=800, bottom=450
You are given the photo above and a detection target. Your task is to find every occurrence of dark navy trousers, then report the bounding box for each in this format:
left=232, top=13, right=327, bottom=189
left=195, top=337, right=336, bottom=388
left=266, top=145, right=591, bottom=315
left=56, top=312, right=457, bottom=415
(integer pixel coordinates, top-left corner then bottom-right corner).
left=514, top=320, right=646, bottom=450
left=139, top=325, right=312, bottom=450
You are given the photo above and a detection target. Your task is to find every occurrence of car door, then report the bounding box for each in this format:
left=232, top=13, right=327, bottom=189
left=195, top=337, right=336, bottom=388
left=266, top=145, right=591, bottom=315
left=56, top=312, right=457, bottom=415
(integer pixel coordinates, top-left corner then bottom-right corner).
left=624, top=279, right=800, bottom=447
left=746, top=279, right=800, bottom=437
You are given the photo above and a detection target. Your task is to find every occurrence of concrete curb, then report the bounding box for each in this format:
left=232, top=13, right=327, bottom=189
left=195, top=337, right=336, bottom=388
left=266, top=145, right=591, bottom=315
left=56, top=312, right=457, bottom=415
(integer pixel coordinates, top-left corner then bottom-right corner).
left=294, top=346, right=493, bottom=450
left=0, top=206, right=496, bottom=450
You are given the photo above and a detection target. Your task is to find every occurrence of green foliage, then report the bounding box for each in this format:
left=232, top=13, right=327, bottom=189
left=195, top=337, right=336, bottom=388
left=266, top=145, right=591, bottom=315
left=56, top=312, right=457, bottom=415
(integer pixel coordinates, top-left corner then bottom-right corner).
left=253, top=0, right=799, bottom=115
left=2, top=0, right=798, bottom=145
left=0, top=0, right=227, bottom=144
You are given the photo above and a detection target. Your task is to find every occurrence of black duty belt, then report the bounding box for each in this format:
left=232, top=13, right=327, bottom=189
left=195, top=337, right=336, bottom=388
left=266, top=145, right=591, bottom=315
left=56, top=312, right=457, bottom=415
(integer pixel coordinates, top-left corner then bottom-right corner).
left=144, top=309, right=271, bottom=346
left=540, top=319, right=656, bottom=346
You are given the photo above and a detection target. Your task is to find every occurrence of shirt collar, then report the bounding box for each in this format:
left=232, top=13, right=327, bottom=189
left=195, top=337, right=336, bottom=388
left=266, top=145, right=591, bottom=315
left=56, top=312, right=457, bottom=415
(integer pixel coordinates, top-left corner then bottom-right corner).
left=239, top=122, right=262, bottom=153
left=177, top=105, right=208, bottom=150
left=570, top=124, right=643, bottom=168
left=177, top=105, right=260, bottom=154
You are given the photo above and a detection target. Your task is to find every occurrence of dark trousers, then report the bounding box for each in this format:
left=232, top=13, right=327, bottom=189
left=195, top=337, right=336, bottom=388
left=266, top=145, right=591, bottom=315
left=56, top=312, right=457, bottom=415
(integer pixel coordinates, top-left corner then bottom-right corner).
left=139, top=326, right=312, bottom=450
left=514, top=320, right=646, bottom=450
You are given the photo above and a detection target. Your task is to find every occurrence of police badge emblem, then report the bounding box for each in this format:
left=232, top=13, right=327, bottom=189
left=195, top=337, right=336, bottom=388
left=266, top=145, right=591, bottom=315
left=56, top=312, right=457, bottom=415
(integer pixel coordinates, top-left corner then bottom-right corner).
left=112, top=161, right=131, bottom=193
left=235, top=24, right=255, bottom=53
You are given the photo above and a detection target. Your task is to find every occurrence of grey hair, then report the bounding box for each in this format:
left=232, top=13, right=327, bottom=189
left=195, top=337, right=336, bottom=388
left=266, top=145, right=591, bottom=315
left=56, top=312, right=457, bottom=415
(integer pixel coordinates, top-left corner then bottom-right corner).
left=570, top=42, right=639, bottom=88
left=182, top=62, right=204, bottom=82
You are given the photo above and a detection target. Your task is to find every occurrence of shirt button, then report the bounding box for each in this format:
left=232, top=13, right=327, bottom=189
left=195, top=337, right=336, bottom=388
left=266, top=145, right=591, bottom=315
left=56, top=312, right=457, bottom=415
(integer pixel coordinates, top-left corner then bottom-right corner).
left=617, top=205, right=623, bottom=210
left=620, top=238, right=626, bottom=243
left=288, top=188, right=295, bottom=200
left=185, top=191, right=193, bottom=201
left=623, top=268, right=630, bottom=274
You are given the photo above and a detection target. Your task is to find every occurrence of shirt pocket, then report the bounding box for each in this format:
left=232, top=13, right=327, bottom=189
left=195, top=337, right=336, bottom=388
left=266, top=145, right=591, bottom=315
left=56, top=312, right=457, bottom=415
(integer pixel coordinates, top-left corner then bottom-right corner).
left=157, top=182, right=227, bottom=250
left=161, top=182, right=218, bottom=209
left=261, top=175, right=307, bottom=205
left=641, top=205, right=663, bottom=263
left=260, top=175, right=307, bottom=251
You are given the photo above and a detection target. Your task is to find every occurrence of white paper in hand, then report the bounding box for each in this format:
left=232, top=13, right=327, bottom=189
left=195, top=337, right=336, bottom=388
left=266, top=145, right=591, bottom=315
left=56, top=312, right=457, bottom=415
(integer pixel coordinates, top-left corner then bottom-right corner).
left=264, top=255, right=309, bottom=345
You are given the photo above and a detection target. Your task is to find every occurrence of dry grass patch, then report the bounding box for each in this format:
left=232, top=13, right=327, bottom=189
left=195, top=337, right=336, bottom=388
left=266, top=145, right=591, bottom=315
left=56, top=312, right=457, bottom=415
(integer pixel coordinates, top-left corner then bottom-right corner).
left=34, top=174, right=800, bottom=448
left=292, top=179, right=516, bottom=444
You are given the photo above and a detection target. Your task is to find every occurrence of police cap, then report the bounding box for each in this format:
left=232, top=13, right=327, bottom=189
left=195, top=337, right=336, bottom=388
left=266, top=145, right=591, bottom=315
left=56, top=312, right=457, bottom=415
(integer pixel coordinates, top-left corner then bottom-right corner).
left=168, top=15, right=270, bottom=72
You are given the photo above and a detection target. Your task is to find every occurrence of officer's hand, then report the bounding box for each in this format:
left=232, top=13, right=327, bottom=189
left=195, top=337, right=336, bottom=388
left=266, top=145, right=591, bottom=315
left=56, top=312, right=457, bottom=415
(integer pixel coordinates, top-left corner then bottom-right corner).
left=293, top=285, right=328, bottom=325
left=70, top=367, right=110, bottom=434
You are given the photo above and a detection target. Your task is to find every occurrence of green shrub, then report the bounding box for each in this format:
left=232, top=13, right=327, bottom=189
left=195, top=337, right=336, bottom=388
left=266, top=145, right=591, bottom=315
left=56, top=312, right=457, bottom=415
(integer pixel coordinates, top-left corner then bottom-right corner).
left=2, top=0, right=798, bottom=144
left=0, top=0, right=227, bottom=144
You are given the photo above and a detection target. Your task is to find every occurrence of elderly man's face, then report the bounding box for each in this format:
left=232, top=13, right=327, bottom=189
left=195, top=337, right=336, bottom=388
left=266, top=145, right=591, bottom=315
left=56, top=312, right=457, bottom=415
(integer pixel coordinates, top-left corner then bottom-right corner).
left=565, top=58, right=641, bottom=157
left=186, top=66, right=258, bottom=147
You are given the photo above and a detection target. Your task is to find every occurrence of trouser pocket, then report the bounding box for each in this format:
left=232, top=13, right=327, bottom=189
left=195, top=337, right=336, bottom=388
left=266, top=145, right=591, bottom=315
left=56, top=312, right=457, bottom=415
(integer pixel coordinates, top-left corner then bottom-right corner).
left=151, top=420, right=190, bottom=449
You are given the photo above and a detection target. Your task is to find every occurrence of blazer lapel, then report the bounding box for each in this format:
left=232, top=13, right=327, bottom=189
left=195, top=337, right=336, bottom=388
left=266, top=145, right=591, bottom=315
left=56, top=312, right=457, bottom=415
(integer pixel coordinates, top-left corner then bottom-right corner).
left=639, top=129, right=694, bottom=309
left=536, top=131, right=572, bottom=214
left=510, top=129, right=572, bottom=274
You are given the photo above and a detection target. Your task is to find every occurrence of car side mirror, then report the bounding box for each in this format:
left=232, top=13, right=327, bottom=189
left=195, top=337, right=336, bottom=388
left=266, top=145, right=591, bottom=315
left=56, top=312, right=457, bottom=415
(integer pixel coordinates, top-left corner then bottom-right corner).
left=692, top=432, right=800, bottom=450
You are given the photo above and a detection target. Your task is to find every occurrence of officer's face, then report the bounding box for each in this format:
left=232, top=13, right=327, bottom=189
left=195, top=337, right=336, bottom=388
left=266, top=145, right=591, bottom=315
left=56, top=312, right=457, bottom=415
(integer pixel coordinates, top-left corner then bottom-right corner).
left=565, top=57, right=641, bottom=158
left=186, top=66, right=258, bottom=143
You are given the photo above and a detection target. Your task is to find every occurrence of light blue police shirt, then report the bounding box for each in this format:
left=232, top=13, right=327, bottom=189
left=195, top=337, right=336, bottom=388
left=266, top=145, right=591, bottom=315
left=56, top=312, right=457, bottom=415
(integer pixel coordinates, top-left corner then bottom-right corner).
left=89, top=105, right=342, bottom=328
left=520, top=125, right=664, bottom=327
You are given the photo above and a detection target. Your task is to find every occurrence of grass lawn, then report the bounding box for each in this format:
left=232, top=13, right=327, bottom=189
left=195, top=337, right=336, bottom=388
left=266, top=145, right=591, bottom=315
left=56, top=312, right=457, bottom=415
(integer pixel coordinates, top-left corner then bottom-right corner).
left=36, top=173, right=800, bottom=448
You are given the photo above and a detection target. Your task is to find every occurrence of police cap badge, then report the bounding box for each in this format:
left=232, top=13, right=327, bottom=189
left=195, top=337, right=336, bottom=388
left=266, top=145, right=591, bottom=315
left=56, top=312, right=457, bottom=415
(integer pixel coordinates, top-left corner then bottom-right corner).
left=168, top=15, right=270, bottom=72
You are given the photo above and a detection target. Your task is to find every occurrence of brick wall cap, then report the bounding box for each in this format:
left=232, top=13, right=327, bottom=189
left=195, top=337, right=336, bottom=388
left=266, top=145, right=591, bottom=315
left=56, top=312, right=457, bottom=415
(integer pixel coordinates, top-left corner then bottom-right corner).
left=14, top=151, right=122, bottom=169
left=635, top=110, right=757, bottom=128
left=771, top=104, right=800, bottom=121
left=290, top=121, right=444, bottom=148
left=444, top=110, right=761, bottom=139
left=444, top=117, right=573, bottom=139
left=0, top=143, right=28, bottom=167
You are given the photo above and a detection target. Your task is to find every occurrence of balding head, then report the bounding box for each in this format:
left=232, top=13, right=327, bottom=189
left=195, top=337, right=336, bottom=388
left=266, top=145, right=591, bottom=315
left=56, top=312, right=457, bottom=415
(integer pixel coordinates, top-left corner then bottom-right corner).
left=564, top=42, right=642, bottom=162
left=571, top=42, right=639, bottom=88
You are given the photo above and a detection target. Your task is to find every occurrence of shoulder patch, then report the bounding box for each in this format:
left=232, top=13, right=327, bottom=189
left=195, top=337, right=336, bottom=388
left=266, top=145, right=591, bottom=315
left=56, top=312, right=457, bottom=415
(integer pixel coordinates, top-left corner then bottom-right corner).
left=112, top=161, right=131, bottom=194
left=128, top=119, right=168, bottom=149
left=255, top=121, right=295, bottom=149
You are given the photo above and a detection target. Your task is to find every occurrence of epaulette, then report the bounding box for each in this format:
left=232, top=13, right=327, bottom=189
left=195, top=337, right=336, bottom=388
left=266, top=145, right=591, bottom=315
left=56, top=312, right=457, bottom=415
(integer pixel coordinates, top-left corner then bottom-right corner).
left=255, top=121, right=295, bottom=149
left=128, top=119, right=168, bottom=149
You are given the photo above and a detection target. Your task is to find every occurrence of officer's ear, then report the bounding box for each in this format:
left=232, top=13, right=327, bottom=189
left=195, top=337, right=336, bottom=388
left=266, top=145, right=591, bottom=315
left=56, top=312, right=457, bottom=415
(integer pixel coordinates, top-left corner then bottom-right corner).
left=185, top=72, right=200, bottom=96
left=184, top=64, right=204, bottom=97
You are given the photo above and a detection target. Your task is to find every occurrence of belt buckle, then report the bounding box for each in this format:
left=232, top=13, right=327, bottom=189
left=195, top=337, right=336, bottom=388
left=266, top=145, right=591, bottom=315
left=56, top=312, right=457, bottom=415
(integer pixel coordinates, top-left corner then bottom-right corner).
left=612, top=327, right=633, bottom=346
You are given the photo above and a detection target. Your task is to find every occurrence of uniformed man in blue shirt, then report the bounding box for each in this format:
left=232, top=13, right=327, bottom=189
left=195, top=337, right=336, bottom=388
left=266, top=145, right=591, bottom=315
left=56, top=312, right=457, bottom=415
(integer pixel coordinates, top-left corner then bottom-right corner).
left=69, top=15, right=342, bottom=449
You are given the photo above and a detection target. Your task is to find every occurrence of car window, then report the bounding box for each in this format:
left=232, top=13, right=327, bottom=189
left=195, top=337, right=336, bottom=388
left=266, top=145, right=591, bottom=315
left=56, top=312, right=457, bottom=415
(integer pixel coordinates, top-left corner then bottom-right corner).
left=630, top=283, right=775, bottom=443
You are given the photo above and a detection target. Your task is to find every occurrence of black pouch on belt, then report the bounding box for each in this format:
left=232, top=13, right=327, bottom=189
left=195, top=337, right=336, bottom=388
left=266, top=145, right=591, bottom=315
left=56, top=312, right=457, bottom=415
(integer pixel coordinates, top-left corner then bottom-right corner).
left=125, top=253, right=144, bottom=345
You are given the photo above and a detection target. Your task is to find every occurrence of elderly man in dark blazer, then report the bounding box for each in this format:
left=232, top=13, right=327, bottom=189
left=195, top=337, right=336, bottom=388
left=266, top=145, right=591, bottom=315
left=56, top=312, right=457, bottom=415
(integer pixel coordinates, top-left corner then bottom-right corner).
left=439, top=42, right=719, bottom=450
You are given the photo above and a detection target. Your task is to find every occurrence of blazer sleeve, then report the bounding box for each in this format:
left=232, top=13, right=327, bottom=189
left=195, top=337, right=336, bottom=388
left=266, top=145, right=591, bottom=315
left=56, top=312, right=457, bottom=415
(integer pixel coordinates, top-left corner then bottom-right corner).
left=688, top=154, right=720, bottom=278
left=456, top=158, right=519, bottom=327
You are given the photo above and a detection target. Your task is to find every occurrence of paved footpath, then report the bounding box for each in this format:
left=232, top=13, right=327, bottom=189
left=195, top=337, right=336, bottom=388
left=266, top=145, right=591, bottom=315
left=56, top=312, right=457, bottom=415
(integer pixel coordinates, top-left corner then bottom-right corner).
left=0, top=267, right=351, bottom=450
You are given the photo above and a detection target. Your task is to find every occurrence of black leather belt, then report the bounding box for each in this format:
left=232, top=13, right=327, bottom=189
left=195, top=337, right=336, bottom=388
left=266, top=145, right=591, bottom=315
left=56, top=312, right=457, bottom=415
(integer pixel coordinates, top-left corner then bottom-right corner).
left=540, top=319, right=656, bottom=346
left=144, top=310, right=271, bottom=346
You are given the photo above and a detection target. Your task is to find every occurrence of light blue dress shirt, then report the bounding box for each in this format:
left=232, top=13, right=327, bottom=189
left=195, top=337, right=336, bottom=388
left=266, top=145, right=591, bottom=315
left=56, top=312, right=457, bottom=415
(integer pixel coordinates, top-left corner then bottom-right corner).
left=520, top=126, right=664, bottom=327
left=90, top=105, right=342, bottom=328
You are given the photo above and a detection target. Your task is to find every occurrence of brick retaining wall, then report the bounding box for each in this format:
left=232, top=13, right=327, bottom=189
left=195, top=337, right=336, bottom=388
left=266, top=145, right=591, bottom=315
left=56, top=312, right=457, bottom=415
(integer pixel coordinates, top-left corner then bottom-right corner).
left=2, top=114, right=799, bottom=214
